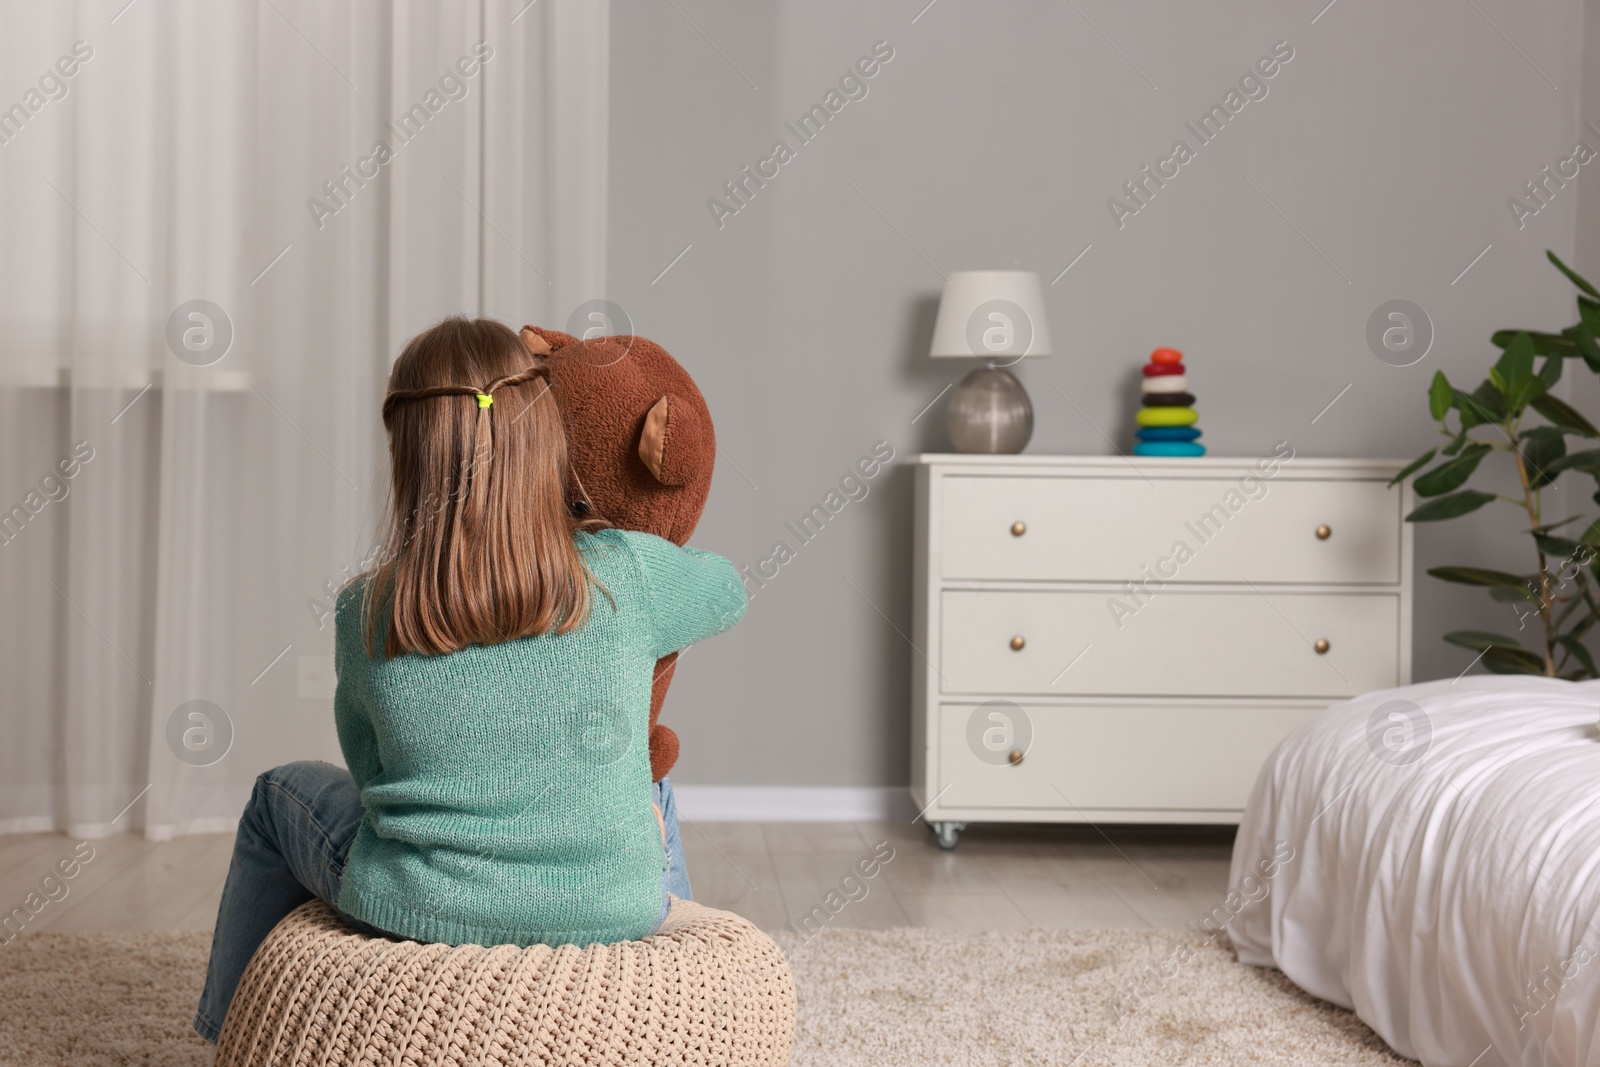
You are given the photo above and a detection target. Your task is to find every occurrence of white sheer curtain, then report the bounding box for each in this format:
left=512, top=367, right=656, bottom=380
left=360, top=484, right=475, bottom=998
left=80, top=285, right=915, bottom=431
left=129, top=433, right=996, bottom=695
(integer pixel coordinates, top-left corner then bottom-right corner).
left=0, top=0, right=607, bottom=839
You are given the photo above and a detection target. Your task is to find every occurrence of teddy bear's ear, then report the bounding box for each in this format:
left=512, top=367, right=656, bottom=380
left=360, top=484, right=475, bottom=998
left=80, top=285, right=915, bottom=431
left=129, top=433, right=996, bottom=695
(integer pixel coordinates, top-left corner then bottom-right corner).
left=519, top=326, right=553, bottom=355
left=638, top=394, right=705, bottom=487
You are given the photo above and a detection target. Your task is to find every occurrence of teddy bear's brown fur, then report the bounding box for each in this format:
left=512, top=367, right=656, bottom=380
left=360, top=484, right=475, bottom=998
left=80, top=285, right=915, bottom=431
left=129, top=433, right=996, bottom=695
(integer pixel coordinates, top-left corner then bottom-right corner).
left=521, top=325, right=716, bottom=782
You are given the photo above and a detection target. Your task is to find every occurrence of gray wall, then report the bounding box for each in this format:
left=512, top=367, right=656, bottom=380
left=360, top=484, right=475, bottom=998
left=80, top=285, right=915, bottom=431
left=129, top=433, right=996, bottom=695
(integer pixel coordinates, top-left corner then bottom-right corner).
left=606, top=0, right=1589, bottom=788
left=1571, top=2, right=1600, bottom=433
left=1580, top=1, right=1600, bottom=295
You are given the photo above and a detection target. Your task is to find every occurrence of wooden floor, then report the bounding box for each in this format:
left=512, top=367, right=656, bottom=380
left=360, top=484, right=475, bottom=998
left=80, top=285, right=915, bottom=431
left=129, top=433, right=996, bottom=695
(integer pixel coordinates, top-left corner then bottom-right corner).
left=0, top=820, right=1236, bottom=938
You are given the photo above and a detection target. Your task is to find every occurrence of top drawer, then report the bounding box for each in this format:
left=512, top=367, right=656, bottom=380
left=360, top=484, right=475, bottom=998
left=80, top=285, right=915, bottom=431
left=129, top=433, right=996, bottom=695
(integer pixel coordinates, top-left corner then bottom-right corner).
left=940, top=474, right=1400, bottom=584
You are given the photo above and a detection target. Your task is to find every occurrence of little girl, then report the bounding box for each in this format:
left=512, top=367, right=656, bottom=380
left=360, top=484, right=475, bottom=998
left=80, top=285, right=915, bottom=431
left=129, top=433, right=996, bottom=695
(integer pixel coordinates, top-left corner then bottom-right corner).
left=193, top=317, right=747, bottom=1045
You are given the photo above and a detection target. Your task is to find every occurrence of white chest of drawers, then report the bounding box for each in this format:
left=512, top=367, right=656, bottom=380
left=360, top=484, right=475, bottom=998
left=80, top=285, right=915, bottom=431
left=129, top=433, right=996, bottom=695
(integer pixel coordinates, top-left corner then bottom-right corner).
left=910, top=452, right=1412, bottom=847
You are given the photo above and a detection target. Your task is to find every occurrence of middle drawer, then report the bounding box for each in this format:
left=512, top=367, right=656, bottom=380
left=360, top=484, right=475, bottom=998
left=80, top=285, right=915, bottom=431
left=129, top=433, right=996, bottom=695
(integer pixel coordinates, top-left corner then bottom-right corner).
left=939, top=588, right=1399, bottom=699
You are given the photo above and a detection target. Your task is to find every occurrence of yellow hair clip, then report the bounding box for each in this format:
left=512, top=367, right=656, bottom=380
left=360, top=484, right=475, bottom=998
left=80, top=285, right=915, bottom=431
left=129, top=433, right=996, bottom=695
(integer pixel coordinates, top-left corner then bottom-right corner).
left=476, top=393, right=493, bottom=409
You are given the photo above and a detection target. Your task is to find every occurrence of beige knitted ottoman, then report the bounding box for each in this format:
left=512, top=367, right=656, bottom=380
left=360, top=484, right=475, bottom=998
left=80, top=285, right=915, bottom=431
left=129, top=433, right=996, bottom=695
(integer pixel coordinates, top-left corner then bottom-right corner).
left=215, top=898, right=796, bottom=1066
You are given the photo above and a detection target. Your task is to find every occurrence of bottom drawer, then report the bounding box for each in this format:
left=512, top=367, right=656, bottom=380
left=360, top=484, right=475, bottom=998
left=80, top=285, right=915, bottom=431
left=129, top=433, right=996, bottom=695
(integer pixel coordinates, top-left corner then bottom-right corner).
left=936, top=702, right=1319, bottom=812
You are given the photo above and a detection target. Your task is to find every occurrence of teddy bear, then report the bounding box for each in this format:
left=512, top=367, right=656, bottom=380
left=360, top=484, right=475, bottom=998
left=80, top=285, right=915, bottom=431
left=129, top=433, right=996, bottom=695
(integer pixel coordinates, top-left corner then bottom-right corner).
left=519, top=325, right=716, bottom=783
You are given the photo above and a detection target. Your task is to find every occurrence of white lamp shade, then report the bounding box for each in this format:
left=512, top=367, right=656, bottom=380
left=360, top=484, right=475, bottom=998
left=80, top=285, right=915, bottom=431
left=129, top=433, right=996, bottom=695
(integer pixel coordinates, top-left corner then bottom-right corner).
left=929, top=270, right=1053, bottom=360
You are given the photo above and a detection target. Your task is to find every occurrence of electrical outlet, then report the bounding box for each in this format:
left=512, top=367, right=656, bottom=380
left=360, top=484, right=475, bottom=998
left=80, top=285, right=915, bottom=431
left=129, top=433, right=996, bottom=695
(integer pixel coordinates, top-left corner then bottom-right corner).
left=297, top=654, right=336, bottom=699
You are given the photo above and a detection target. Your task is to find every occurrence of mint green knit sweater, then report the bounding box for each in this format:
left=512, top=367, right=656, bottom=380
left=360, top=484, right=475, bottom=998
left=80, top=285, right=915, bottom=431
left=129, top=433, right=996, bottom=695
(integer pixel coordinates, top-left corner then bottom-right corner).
left=332, top=529, right=746, bottom=948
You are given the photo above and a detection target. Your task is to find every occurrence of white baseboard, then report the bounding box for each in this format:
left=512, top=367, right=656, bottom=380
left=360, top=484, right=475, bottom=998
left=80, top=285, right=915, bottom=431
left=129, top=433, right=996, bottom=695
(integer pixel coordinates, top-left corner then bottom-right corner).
left=138, top=817, right=243, bottom=842
left=671, top=785, right=917, bottom=822
left=54, top=816, right=241, bottom=841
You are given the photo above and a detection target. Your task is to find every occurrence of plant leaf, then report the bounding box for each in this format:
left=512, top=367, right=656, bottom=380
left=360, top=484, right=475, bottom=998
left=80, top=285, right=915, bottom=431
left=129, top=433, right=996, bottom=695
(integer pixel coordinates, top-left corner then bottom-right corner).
left=1497, top=333, right=1547, bottom=413
left=1557, top=634, right=1598, bottom=677
left=1519, top=380, right=1550, bottom=412
left=1571, top=327, right=1600, bottom=373
left=1534, top=516, right=1585, bottom=534
left=1534, top=533, right=1586, bottom=560
left=1492, top=332, right=1536, bottom=392
left=1545, top=447, right=1600, bottom=476
left=1466, top=381, right=1508, bottom=423
left=1388, top=447, right=1438, bottom=487
left=1441, top=430, right=1469, bottom=456
left=1530, top=393, right=1600, bottom=437
left=1491, top=329, right=1578, bottom=356
left=1454, top=392, right=1486, bottom=429
left=1443, top=630, right=1527, bottom=652
left=1428, top=565, right=1539, bottom=600
left=1538, top=353, right=1564, bottom=391
left=1579, top=296, right=1600, bottom=336
left=1482, top=646, right=1549, bottom=674
left=1428, top=370, right=1453, bottom=421
left=1520, top=425, right=1567, bottom=487
left=1413, top=443, right=1492, bottom=497
left=1407, top=490, right=1497, bottom=522
left=1489, top=581, right=1542, bottom=604
left=1548, top=249, right=1600, bottom=299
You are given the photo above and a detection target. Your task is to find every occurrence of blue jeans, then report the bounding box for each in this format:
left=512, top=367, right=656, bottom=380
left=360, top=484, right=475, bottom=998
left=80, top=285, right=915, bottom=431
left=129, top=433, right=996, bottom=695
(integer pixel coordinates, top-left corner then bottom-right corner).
left=193, top=761, right=690, bottom=1044
left=655, top=774, right=692, bottom=901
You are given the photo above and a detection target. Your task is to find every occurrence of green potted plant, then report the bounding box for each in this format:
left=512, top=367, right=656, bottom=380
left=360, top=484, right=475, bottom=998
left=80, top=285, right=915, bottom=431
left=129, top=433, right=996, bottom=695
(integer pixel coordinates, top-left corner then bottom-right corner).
left=1393, top=252, right=1600, bottom=678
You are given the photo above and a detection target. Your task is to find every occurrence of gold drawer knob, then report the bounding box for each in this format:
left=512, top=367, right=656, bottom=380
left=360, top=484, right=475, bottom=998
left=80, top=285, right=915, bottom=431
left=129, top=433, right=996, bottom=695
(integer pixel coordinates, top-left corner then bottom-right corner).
left=1315, top=524, right=1331, bottom=540
left=1010, top=521, right=1027, bottom=537
left=1008, top=749, right=1024, bottom=765
left=1010, top=635, right=1026, bottom=651
left=1314, top=638, right=1331, bottom=654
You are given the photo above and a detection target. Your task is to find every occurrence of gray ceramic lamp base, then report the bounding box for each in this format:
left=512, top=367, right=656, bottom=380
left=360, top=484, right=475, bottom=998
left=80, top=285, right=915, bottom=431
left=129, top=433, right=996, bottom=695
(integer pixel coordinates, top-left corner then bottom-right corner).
left=946, top=366, right=1033, bottom=454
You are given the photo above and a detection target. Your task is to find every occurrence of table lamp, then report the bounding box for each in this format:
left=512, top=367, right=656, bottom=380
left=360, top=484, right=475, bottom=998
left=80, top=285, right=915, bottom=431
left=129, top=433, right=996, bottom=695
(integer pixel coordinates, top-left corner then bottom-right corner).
left=929, top=270, right=1052, bottom=453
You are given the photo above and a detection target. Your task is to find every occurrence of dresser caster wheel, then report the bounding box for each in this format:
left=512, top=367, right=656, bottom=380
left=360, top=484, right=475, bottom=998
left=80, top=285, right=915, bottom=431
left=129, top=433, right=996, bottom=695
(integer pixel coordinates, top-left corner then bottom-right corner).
left=930, top=821, right=966, bottom=850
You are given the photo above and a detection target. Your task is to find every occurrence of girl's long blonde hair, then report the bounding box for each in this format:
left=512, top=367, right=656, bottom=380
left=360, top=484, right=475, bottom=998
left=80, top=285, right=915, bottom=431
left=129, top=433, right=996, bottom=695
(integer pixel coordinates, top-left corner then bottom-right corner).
left=362, top=316, right=602, bottom=658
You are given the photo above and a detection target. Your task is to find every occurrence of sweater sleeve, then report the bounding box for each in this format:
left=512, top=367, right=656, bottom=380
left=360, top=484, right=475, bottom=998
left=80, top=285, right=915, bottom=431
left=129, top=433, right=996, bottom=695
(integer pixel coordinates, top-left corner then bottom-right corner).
left=625, top=531, right=749, bottom=659
left=333, top=586, right=383, bottom=790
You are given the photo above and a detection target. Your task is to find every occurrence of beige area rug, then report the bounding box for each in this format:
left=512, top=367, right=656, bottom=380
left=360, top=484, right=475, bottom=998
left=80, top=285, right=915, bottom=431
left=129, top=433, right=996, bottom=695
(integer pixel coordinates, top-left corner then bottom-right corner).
left=0, top=930, right=214, bottom=1066
left=0, top=927, right=1410, bottom=1066
left=771, top=927, right=1412, bottom=1066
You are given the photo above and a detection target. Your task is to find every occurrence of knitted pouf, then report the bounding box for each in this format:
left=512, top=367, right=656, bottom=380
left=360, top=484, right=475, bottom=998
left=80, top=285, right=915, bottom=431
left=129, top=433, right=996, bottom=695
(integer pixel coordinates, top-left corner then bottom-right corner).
left=215, top=899, right=796, bottom=1067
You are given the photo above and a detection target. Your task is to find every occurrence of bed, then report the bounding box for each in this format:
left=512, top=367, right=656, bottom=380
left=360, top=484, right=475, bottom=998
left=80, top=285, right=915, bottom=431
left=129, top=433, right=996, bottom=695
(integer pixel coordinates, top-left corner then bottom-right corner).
left=1227, top=676, right=1600, bottom=1067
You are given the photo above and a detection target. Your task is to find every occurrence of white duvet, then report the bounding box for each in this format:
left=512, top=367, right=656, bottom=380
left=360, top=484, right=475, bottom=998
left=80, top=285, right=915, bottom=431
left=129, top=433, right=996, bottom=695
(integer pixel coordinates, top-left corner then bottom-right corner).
left=1228, top=676, right=1600, bottom=1067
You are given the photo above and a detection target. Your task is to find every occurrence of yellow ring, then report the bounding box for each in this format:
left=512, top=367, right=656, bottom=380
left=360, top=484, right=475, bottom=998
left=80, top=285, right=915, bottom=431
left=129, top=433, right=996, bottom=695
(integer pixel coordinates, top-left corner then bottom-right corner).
left=1135, top=406, right=1197, bottom=427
